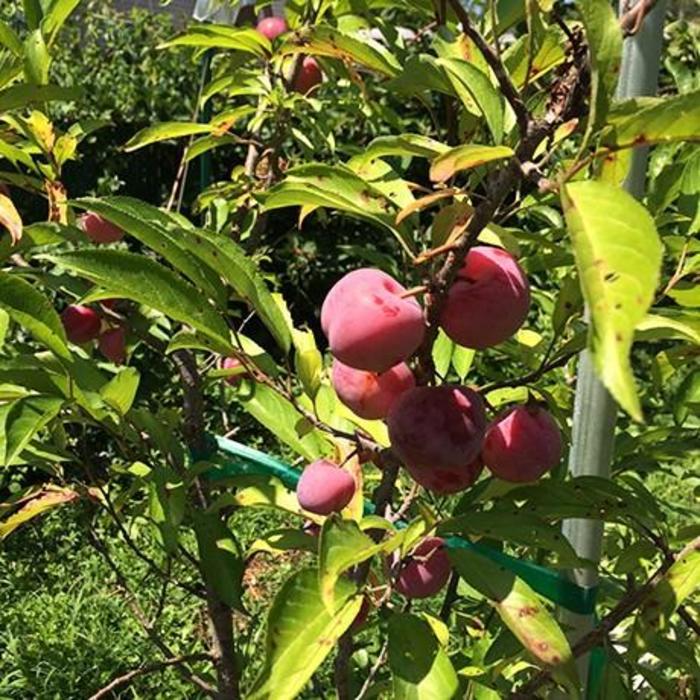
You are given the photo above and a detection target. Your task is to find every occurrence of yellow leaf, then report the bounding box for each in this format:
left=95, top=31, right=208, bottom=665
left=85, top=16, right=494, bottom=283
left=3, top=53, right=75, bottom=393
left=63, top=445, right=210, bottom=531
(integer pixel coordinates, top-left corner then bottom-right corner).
left=0, top=193, right=22, bottom=244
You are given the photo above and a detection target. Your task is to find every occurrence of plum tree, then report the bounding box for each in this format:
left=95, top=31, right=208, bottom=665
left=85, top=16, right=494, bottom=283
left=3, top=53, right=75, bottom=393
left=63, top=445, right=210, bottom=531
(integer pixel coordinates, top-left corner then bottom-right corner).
left=61, top=305, right=101, bottom=344
left=395, top=537, right=451, bottom=599
left=296, top=460, right=356, bottom=515
left=98, top=327, right=126, bottom=365
left=407, top=456, right=483, bottom=495
left=482, top=404, right=563, bottom=482
left=387, top=386, right=486, bottom=492
left=256, top=16, right=288, bottom=41
left=440, top=246, right=530, bottom=349
left=221, top=357, right=246, bottom=385
left=321, top=268, right=425, bottom=373
left=293, top=56, right=323, bottom=94
left=80, top=212, right=124, bottom=244
left=332, top=359, right=415, bottom=420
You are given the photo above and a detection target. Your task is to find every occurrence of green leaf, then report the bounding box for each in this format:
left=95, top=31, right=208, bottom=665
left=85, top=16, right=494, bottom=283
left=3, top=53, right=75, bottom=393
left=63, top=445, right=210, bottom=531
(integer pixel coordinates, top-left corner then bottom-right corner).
left=450, top=548, right=579, bottom=694
left=149, top=464, right=185, bottom=554
left=352, top=134, right=449, bottom=167
left=438, top=57, right=504, bottom=143
left=388, top=54, right=454, bottom=97
left=0, top=21, right=23, bottom=56
left=0, top=485, right=78, bottom=540
left=0, top=272, right=70, bottom=359
left=124, top=122, right=213, bottom=152
left=100, top=367, right=140, bottom=416
left=160, top=24, right=270, bottom=56
left=562, top=180, right=662, bottom=421
left=0, top=396, right=63, bottom=466
left=0, top=84, right=82, bottom=111
left=673, top=370, right=700, bottom=425
left=432, top=328, right=454, bottom=377
left=41, top=0, right=81, bottom=42
left=632, top=537, right=700, bottom=652
left=249, top=569, right=362, bottom=700
left=22, top=0, right=43, bottom=30
left=388, top=613, right=460, bottom=700
left=72, top=197, right=226, bottom=309
left=319, top=515, right=401, bottom=610
left=578, top=0, right=623, bottom=141
left=282, top=25, right=400, bottom=77
left=247, top=528, right=316, bottom=557
left=604, top=92, right=700, bottom=150
left=430, top=144, right=513, bottom=182
left=261, top=163, right=413, bottom=256
left=293, top=328, right=322, bottom=400
left=193, top=511, right=244, bottom=610
left=23, top=29, right=50, bottom=85
left=43, top=249, right=232, bottom=349
left=636, top=310, right=700, bottom=345
left=237, top=384, right=330, bottom=461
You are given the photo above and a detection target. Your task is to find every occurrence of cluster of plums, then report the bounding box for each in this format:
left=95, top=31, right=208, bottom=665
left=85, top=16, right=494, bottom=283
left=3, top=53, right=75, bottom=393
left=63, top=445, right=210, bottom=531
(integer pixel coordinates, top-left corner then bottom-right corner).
left=293, top=247, right=563, bottom=599
left=60, top=213, right=127, bottom=364
left=256, top=17, right=323, bottom=94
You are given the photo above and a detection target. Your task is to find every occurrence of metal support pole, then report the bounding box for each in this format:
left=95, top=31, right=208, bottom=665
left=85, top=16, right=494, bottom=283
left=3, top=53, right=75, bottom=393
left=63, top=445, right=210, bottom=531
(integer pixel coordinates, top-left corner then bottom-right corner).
left=559, top=2, right=667, bottom=697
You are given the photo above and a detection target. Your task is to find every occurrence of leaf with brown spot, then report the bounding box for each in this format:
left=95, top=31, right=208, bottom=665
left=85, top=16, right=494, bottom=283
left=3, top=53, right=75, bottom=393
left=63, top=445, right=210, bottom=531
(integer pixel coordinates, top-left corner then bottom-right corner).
left=248, top=569, right=362, bottom=700
left=0, top=485, right=78, bottom=539
left=429, top=144, right=513, bottom=183
left=450, top=548, right=579, bottom=695
left=562, top=180, right=662, bottom=422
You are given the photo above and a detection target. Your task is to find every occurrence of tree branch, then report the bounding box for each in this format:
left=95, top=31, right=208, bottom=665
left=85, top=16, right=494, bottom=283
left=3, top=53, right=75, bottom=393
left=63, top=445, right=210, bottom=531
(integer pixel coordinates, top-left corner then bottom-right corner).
left=416, top=31, right=589, bottom=383
left=172, top=349, right=241, bottom=700
left=87, top=529, right=216, bottom=697
left=511, top=537, right=700, bottom=698
left=88, top=653, right=213, bottom=700
left=447, top=0, right=529, bottom=137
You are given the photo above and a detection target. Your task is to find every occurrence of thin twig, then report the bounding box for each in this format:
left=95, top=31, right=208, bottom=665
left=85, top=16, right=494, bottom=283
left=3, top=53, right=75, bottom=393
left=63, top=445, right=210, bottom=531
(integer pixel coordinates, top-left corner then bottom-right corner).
left=511, top=537, right=700, bottom=698
left=447, top=0, right=529, bottom=137
left=354, top=642, right=389, bottom=700
left=87, top=529, right=216, bottom=697
left=88, top=653, right=213, bottom=700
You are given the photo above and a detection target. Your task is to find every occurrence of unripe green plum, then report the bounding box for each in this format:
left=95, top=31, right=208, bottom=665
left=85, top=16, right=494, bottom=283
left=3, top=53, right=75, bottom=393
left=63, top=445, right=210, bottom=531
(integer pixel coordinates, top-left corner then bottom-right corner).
left=332, top=359, right=415, bottom=420
left=406, top=456, right=483, bottom=495
left=440, top=246, right=529, bottom=349
left=387, top=386, right=486, bottom=491
left=321, top=269, right=425, bottom=373
left=296, top=459, right=356, bottom=515
left=62, top=305, right=101, bottom=344
left=256, top=16, right=288, bottom=41
left=396, top=537, right=451, bottom=599
left=80, top=212, right=124, bottom=244
left=293, top=56, right=323, bottom=94
left=482, top=404, right=562, bottom=482
left=98, top=327, right=126, bottom=365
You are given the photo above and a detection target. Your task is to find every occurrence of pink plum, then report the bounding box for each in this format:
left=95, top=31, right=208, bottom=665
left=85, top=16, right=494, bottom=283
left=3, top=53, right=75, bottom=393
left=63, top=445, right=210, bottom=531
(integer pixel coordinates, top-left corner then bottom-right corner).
left=440, top=246, right=530, bottom=349
left=482, top=404, right=563, bottom=483
left=296, top=459, right=356, bottom=515
left=80, top=212, right=124, bottom=244
left=387, top=385, right=486, bottom=479
left=406, top=456, right=483, bottom=495
left=256, top=16, right=288, bottom=41
left=62, top=305, right=101, bottom=344
left=98, top=327, right=126, bottom=365
left=321, top=269, right=425, bottom=373
left=332, top=359, right=415, bottom=420
left=396, top=537, right=451, bottom=599
left=293, top=56, right=323, bottom=94
left=221, top=357, right=246, bottom=385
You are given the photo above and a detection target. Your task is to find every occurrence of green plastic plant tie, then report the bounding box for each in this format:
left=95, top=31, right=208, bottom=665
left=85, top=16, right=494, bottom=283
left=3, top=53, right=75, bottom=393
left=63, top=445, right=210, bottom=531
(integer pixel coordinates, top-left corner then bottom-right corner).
left=205, top=435, right=597, bottom=615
